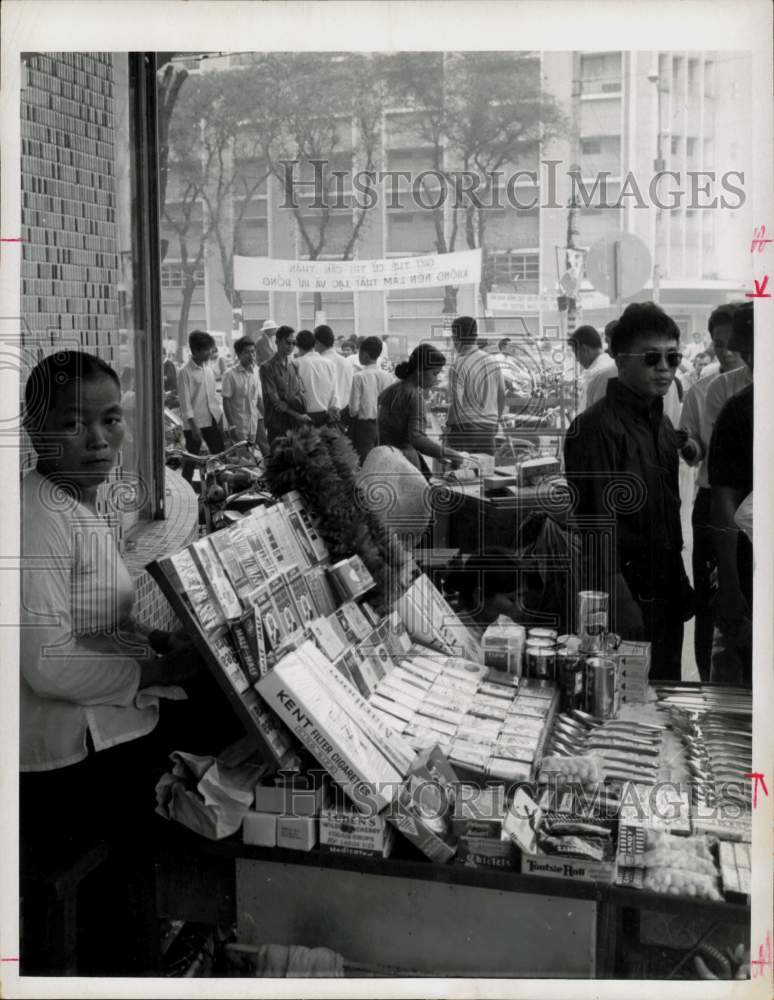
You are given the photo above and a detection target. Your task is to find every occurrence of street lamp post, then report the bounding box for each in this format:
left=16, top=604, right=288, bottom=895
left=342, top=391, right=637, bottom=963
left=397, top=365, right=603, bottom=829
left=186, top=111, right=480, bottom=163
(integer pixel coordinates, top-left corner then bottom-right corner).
left=648, top=66, right=664, bottom=304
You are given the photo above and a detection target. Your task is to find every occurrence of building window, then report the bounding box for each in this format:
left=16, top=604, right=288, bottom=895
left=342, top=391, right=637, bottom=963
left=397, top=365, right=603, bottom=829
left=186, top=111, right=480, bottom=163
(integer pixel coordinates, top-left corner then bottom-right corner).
left=160, top=263, right=205, bottom=289
left=688, top=59, right=699, bottom=95
left=580, top=138, right=601, bottom=155
left=579, top=52, right=622, bottom=95
left=704, top=59, right=715, bottom=97
left=489, top=251, right=539, bottom=286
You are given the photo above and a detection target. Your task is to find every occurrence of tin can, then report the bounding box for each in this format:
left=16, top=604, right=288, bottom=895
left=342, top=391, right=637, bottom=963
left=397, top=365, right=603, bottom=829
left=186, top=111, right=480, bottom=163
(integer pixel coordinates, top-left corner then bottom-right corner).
left=585, top=656, right=618, bottom=719
left=556, top=647, right=585, bottom=711
left=527, top=627, right=559, bottom=643
left=577, top=591, right=609, bottom=653
left=525, top=641, right=556, bottom=681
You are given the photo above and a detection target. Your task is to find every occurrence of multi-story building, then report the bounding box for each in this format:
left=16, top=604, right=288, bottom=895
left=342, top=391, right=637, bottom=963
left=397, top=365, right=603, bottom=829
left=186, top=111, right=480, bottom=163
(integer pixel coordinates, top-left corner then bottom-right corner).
left=160, top=49, right=752, bottom=358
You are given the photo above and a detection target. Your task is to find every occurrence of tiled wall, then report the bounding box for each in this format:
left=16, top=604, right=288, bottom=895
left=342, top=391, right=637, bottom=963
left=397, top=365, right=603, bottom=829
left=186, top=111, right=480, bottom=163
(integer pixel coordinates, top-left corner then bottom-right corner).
left=20, top=52, right=119, bottom=366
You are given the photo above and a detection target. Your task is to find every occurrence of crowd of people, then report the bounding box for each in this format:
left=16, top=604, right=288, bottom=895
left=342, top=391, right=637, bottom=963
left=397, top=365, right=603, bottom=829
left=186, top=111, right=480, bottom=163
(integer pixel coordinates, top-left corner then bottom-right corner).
left=161, top=304, right=753, bottom=689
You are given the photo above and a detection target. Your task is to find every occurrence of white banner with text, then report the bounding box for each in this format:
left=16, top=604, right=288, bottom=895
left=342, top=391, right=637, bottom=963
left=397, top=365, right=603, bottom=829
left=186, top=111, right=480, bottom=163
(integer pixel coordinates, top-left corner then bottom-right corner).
left=233, top=249, right=482, bottom=293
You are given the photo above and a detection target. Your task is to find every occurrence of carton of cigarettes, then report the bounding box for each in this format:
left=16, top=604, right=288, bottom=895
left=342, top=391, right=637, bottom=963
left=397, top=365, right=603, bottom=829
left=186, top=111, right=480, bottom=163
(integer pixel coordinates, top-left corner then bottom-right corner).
left=370, top=693, right=414, bottom=726
left=277, top=504, right=315, bottom=571
left=384, top=611, right=413, bottom=657
left=229, top=617, right=261, bottom=685
left=164, top=549, right=225, bottom=633
left=619, top=782, right=691, bottom=835
left=486, top=757, right=532, bottom=782
left=208, top=529, right=251, bottom=600
left=285, top=567, right=318, bottom=625
left=339, top=601, right=372, bottom=642
left=307, top=615, right=349, bottom=662
left=281, top=491, right=329, bottom=564
left=190, top=537, right=244, bottom=621
left=240, top=689, right=297, bottom=763
left=305, top=563, right=339, bottom=617
left=229, top=521, right=269, bottom=590
left=210, top=627, right=250, bottom=694
left=254, top=773, right=327, bottom=816
left=257, top=652, right=401, bottom=814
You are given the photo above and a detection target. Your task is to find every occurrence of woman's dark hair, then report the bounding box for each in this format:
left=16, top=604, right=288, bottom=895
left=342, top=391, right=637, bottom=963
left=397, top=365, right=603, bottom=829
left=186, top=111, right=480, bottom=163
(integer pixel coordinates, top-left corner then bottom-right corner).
left=609, top=302, right=680, bottom=357
left=24, top=350, right=120, bottom=435
left=394, top=341, right=446, bottom=380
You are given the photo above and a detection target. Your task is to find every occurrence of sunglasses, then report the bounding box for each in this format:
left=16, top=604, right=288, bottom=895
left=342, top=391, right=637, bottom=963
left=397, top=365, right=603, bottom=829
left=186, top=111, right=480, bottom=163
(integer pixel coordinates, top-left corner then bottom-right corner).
left=618, top=350, right=683, bottom=368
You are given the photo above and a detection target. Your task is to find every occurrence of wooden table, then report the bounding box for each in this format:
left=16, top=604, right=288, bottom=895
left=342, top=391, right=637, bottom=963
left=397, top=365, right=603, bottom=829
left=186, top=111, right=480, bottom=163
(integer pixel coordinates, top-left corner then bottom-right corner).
left=153, top=819, right=748, bottom=979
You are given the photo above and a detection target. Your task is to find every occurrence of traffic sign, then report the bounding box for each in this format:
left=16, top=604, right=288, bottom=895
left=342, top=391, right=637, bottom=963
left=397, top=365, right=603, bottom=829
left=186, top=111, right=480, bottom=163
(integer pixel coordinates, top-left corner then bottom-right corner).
left=586, top=232, right=651, bottom=301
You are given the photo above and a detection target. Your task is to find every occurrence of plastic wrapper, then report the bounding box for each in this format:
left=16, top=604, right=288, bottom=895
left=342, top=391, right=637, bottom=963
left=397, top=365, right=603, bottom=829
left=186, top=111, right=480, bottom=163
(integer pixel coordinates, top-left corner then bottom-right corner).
left=644, top=830, right=715, bottom=860
left=539, top=755, right=603, bottom=785
left=642, top=867, right=723, bottom=901
left=641, top=848, right=718, bottom=877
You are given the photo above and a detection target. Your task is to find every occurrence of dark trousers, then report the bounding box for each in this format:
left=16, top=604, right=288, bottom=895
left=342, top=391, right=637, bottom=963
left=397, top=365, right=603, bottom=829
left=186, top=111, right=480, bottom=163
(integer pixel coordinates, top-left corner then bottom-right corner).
left=182, top=423, right=225, bottom=483
left=308, top=411, right=330, bottom=428
left=691, top=487, right=715, bottom=681
left=445, top=423, right=496, bottom=456
left=621, top=551, right=688, bottom=682
left=350, top=417, right=377, bottom=463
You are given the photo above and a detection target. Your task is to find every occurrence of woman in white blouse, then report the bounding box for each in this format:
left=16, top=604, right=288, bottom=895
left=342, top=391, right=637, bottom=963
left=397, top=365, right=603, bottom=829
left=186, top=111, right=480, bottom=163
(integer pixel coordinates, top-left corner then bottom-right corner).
left=20, top=351, right=206, bottom=973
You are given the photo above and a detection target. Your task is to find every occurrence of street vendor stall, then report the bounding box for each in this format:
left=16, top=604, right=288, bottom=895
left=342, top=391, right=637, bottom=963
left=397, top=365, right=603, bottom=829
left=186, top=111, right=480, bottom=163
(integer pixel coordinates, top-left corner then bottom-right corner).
left=140, top=426, right=751, bottom=981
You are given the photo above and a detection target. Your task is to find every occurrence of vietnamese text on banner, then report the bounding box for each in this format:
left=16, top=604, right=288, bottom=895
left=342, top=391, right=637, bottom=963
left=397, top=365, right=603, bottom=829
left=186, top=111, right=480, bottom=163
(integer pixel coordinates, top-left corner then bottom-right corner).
left=233, top=249, right=482, bottom=293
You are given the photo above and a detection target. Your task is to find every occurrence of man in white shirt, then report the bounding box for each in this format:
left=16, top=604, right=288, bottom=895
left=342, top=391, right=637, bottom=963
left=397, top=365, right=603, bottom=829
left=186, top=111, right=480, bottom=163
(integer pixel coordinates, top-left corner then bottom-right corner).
left=568, top=324, right=618, bottom=413
left=252, top=318, right=278, bottom=366
left=678, top=303, right=745, bottom=679
left=177, top=329, right=225, bottom=483
left=315, top=324, right=354, bottom=419
left=445, top=315, right=505, bottom=456
left=221, top=336, right=269, bottom=455
left=349, top=336, right=394, bottom=461
left=295, top=328, right=338, bottom=426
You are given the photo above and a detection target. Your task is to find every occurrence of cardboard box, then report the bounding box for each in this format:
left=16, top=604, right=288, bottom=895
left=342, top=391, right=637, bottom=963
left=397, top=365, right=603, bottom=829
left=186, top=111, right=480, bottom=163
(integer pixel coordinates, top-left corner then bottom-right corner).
left=257, top=653, right=401, bottom=813
left=520, top=852, right=617, bottom=884
left=254, top=781, right=327, bottom=817
left=319, top=808, right=395, bottom=858
left=452, top=786, right=506, bottom=838
left=307, top=615, right=349, bottom=662
left=277, top=815, right=317, bottom=852
left=386, top=746, right=459, bottom=863
left=457, top=835, right=518, bottom=869
left=243, top=811, right=277, bottom=847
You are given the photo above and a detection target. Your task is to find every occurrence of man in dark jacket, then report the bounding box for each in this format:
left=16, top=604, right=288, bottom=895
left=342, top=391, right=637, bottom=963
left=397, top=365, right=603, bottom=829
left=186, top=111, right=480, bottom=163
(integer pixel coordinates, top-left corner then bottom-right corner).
left=564, top=302, right=693, bottom=681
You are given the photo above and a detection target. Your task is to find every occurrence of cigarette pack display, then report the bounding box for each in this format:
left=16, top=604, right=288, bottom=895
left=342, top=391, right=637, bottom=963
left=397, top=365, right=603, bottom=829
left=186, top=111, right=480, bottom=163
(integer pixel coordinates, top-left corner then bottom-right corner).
left=164, top=550, right=225, bottom=633
left=370, top=693, right=414, bottom=726
left=319, top=807, right=396, bottom=858
left=254, top=585, right=282, bottom=654
left=243, top=811, right=277, bottom=848
left=229, top=521, right=268, bottom=590
left=329, top=554, right=375, bottom=601
left=444, top=658, right=489, bottom=684
left=257, top=654, right=401, bottom=813
left=276, top=816, right=317, bottom=852
left=339, top=601, right=372, bottom=642
left=396, top=660, right=437, bottom=686
left=478, top=682, right=514, bottom=701
left=333, top=605, right=360, bottom=647
left=306, top=564, right=339, bottom=617
left=240, top=689, right=297, bottom=762
left=208, top=529, right=250, bottom=599
left=375, top=682, right=423, bottom=713
left=229, top=619, right=261, bottom=685
left=306, top=615, right=349, bottom=663
left=501, top=715, right=545, bottom=737
left=415, top=715, right=457, bottom=738
left=422, top=690, right=472, bottom=715
left=502, top=787, right=543, bottom=856
left=615, top=642, right=652, bottom=703
left=391, top=667, right=431, bottom=692
left=417, top=704, right=461, bottom=728
left=210, top=628, right=250, bottom=694
left=269, top=574, right=305, bottom=646
left=350, top=653, right=381, bottom=696
left=239, top=606, right=269, bottom=678
left=279, top=506, right=316, bottom=571
left=447, top=743, right=490, bottom=772
left=467, top=700, right=508, bottom=722
left=482, top=619, right=525, bottom=675
left=190, top=536, right=243, bottom=622
left=284, top=566, right=317, bottom=625
left=408, top=652, right=447, bottom=675
left=281, top=491, right=329, bottom=563
left=298, top=640, right=416, bottom=775
left=259, top=505, right=299, bottom=572
left=360, top=602, right=382, bottom=628
left=240, top=511, right=280, bottom=580
left=616, top=825, right=647, bottom=869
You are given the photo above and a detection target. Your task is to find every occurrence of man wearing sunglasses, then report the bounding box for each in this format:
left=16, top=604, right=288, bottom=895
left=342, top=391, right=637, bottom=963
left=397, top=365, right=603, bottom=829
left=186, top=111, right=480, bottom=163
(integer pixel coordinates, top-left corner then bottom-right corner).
left=564, top=302, right=694, bottom=681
